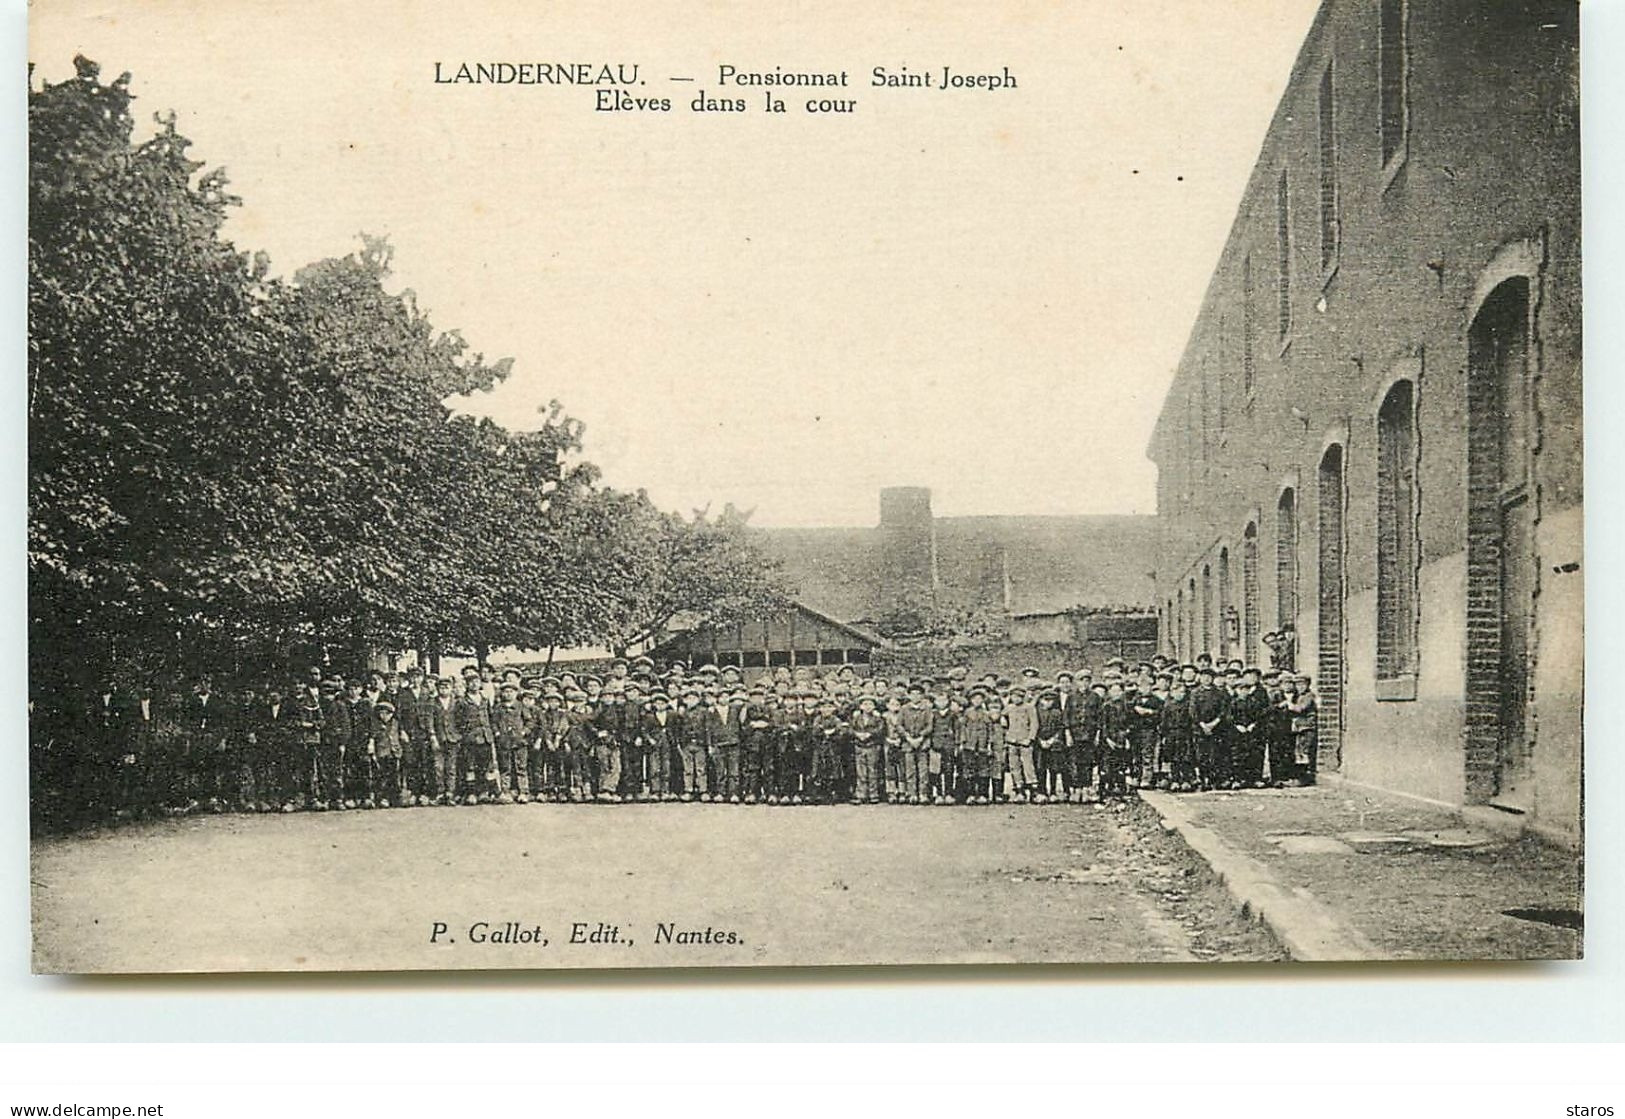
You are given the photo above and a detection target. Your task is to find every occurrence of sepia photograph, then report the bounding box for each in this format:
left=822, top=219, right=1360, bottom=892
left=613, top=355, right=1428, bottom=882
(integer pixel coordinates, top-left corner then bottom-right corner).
left=25, top=0, right=1582, bottom=974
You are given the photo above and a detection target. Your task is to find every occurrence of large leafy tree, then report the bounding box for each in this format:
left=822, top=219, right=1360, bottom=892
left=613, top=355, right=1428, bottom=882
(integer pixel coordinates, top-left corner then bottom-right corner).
left=29, top=57, right=293, bottom=689
left=29, top=56, right=792, bottom=703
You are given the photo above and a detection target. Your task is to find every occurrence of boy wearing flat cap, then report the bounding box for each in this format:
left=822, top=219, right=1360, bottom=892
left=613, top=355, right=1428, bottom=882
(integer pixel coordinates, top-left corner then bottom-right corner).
left=492, top=682, right=529, bottom=803
left=898, top=686, right=933, bottom=805
left=535, top=688, right=570, bottom=801
left=371, top=700, right=407, bottom=807
left=678, top=690, right=712, bottom=801
left=1227, top=667, right=1271, bottom=788
left=456, top=677, right=496, bottom=804
left=1285, top=673, right=1318, bottom=785
left=639, top=690, right=677, bottom=799
left=1003, top=686, right=1039, bottom=803
left=715, top=686, right=746, bottom=803
left=1034, top=688, right=1064, bottom=803
left=849, top=694, right=885, bottom=804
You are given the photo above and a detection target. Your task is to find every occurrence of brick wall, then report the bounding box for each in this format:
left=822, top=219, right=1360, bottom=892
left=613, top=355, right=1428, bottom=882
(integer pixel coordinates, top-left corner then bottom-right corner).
left=1145, top=0, right=1579, bottom=826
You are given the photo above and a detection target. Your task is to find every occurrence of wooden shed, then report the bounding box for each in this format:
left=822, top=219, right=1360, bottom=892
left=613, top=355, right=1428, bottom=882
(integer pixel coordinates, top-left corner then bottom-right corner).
left=651, top=602, right=886, bottom=677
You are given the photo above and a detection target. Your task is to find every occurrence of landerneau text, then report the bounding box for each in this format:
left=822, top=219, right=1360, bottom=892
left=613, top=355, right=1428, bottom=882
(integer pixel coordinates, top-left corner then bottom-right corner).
left=429, top=59, right=1018, bottom=117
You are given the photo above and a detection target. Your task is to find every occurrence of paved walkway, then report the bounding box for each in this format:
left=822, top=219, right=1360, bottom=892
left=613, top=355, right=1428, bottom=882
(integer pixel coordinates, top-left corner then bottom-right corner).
left=1139, top=782, right=1582, bottom=962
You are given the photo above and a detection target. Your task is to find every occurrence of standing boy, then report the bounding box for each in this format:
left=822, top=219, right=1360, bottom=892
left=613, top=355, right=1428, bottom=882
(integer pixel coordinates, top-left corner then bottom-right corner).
left=898, top=686, right=934, bottom=805
left=1286, top=673, right=1319, bottom=785
left=1003, top=686, right=1039, bottom=803
left=849, top=695, right=885, bottom=804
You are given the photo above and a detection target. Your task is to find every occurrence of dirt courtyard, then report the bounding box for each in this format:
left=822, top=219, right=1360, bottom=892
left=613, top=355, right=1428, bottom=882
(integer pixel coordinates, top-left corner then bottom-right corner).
left=31, top=800, right=1282, bottom=974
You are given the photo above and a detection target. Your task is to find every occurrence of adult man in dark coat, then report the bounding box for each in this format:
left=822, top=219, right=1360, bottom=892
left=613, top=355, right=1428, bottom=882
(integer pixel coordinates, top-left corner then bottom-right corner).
left=1227, top=667, right=1273, bottom=787
left=1190, top=665, right=1230, bottom=790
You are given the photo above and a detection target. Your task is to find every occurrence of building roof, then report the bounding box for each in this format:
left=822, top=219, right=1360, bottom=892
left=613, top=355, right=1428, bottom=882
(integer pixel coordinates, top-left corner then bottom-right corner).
left=936, top=514, right=1158, bottom=614
left=648, top=599, right=887, bottom=660
left=758, top=513, right=1158, bottom=622
left=756, top=526, right=880, bottom=621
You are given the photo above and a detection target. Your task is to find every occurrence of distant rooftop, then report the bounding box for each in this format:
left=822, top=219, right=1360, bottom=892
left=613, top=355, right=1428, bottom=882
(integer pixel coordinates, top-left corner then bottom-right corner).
left=758, top=506, right=1157, bottom=622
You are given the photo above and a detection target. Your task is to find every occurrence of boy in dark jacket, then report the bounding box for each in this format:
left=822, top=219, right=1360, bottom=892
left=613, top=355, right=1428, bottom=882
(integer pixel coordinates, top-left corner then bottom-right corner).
left=1190, top=666, right=1228, bottom=790
left=1160, top=678, right=1196, bottom=790
left=713, top=687, right=745, bottom=803
left=1099, top=681, right=1133, bottom=798
left=959, top=687, right=996, bottom=804
left=455, top=679, right=495, bottom=803
left=677, top=691, right=711, bottom=801
left=810, top=697, right=847, bottom=804
left=1129, top=679, right=1164, bottom=789
left=492, top=682, right=529, bottom=802
left=641, top=691, right=680, bottom=800
left=371, top=700, right=407, bottom=807
left=1035, top=690, right=1066, bottom=803
left=740, top=687, right=772, bottom=804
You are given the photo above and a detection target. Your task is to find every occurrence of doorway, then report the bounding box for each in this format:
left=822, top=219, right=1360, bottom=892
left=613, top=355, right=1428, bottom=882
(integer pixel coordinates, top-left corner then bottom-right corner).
left=1466, top=277, right=1535, bottom=809
left=1317, top=444, right=1345, bottom=771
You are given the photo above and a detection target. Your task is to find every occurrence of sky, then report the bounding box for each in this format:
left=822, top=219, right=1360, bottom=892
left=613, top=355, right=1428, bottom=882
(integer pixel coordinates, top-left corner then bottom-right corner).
left=30, top=0, right=1320, bottom=528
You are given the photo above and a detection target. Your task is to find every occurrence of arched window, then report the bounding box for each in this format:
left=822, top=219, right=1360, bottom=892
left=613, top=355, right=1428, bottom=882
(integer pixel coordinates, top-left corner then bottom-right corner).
left=1201, top=564, right=1213, bottom=657
left=1242, top=523, right=1260, bottom=662
left=1187, top=577, right=1197, bottom=662
left=1377, top=380, right=1418, bottom=679
left=1175, top=588, right=1186, bottom=660
left=1218, top=548, right=1233, bottom=660
left=1277, top=488, right=1299, bottom=634
left=1317, top=444, right=1346, bottom=763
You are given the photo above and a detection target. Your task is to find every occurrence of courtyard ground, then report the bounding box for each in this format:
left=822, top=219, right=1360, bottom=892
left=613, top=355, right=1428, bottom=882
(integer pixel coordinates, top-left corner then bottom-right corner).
left=30, top=798, right=1282, bottom=974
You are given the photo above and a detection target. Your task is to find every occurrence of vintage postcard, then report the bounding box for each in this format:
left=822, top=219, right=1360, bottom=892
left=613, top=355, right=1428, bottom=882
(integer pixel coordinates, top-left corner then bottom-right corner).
left=26, top=0, right=1582, bottom=973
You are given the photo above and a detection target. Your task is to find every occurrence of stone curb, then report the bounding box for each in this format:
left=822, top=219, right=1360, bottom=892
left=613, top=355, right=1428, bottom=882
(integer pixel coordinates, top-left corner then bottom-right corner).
left=1137, top=789, right=1379, bottom=962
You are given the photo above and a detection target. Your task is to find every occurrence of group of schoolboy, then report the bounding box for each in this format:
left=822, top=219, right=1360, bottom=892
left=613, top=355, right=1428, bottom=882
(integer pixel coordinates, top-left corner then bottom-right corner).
left=78, top=650, right=1320, bottom=817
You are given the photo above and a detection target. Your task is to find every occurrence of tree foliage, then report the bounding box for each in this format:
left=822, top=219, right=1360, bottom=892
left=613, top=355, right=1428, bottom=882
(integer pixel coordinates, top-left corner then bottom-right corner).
left=29, top=58, right=791, bottom=694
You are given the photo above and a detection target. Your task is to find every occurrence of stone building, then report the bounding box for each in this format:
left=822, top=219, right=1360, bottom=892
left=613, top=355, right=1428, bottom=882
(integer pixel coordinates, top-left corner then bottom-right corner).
left=1146, top=0, right=1580, bottom=841
left=760, top=487, right=1158, bottom=628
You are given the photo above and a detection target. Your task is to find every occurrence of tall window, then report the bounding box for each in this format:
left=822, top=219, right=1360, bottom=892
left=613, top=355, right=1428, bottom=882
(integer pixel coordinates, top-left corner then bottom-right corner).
left=1242, top=254, right=1256, bottom=395
left=1187, top=578, right=1197, bottom=661
left=1376, top=380, right=1418, bottom=678
left=1276, top=169, right=1292, bottom=342
left=1318, top=63, right=1339, bottom=272
left=1218, top=548, right=1233, bottom=659
left=1201, top=564, right=1213, bottom=657
left=1242, top=523, right=1260, bottom=661
left=1277, top=488, right=1298, bottom=633
left=1380, top=0, right=1409, bottom=170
